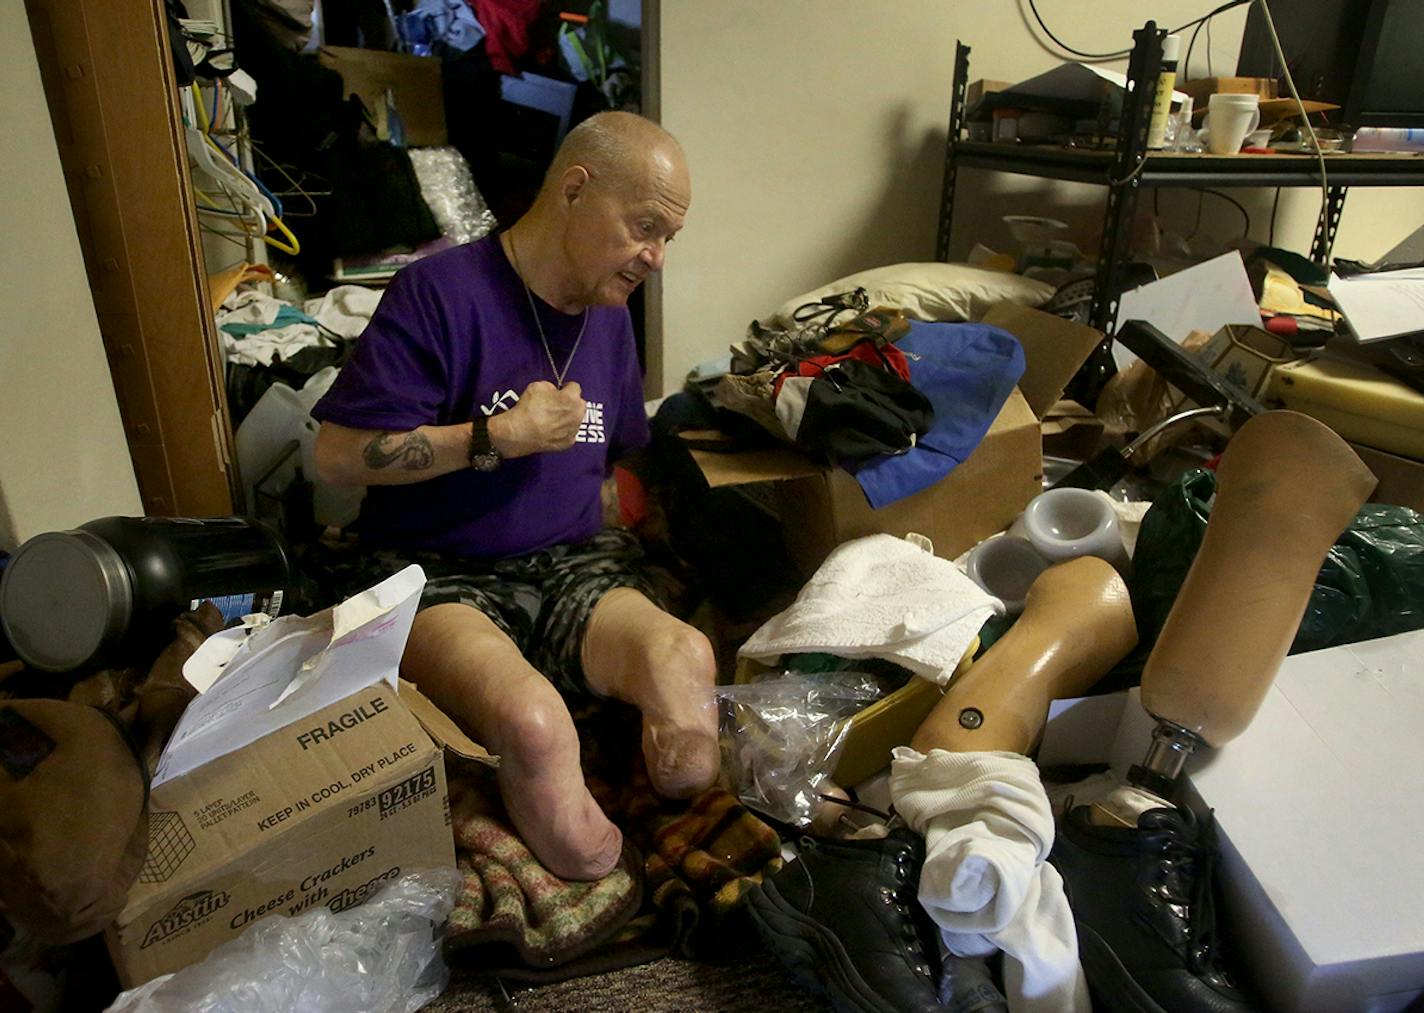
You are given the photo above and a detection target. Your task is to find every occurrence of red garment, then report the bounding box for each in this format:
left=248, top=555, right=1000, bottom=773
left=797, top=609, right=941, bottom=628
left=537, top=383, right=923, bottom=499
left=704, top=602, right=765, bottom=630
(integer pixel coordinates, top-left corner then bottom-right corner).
left=771, top=338, right=913, bottom=398
left=467, top=0, right=542, bottom=74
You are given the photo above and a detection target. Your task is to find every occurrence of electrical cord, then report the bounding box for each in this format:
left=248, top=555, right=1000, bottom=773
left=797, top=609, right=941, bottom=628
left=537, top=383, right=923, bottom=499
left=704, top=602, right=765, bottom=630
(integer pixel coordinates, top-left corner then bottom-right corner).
left=1184, top=18, right=1207, bottom=80
left=1253, top=0, right=1333, bottom=262
left=1189, top=187, right=1252, bottom=238
left=1024, top=0, right=1251, bottom=63
left=1269, top=187, right=1282, bottom=246
left=1108, top=154, right=1151, bottom=186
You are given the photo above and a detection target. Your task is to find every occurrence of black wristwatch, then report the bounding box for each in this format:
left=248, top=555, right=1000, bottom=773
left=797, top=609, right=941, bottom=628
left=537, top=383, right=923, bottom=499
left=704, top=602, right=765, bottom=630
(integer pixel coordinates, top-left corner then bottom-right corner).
left=468, top=416, right=502, bottom=471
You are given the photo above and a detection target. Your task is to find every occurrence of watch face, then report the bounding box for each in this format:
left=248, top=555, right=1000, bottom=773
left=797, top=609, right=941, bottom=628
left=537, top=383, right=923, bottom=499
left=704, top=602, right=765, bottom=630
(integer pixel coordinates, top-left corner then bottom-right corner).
left=470, top=450, right=501, bottom=472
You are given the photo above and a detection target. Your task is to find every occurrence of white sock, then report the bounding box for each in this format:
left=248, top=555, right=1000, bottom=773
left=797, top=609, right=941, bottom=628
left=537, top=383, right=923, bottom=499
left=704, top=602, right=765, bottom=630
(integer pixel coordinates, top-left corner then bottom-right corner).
left=890, top=747, right=1090, bottom=1013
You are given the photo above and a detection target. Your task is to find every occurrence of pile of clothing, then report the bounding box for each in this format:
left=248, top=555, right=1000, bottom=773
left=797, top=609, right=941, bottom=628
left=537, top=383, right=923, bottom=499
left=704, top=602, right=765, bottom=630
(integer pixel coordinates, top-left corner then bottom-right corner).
left=685, top=287, right=1028, bottom=512
left=713, top=291, right=934, bottom=470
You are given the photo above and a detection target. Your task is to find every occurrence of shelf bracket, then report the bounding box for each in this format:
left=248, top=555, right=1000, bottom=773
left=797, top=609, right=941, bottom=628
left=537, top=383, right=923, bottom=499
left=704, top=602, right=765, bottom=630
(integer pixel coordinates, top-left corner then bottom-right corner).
left=1310, top=185, right=1348, bottom=266
left=1072, top=22, right=1165, bottom=407
left=936, top=41, right=971, bottom=263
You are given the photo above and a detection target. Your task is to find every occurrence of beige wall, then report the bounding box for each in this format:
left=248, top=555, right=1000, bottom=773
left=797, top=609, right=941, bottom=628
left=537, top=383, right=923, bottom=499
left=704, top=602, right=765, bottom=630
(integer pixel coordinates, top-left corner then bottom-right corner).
left=652, top=0, right=1424, bottom=395
left=0, top=4, right=141, bottom=550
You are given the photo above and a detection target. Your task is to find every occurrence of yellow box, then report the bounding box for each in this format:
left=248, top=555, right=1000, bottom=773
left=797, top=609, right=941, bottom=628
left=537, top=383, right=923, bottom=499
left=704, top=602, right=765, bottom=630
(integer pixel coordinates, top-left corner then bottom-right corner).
left=1267, top=355, right=1424, bottom=460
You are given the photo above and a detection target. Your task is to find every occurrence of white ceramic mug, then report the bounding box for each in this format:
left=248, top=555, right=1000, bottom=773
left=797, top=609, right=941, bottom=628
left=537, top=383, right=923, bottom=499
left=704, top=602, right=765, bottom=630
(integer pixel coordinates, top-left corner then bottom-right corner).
left=1202, top=93, right=1261, bottom=155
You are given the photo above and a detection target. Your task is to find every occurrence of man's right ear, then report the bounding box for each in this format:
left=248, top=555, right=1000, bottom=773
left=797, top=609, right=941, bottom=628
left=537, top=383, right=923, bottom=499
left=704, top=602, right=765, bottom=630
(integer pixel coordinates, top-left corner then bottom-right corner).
left=561, top=165, right=591, bottom=206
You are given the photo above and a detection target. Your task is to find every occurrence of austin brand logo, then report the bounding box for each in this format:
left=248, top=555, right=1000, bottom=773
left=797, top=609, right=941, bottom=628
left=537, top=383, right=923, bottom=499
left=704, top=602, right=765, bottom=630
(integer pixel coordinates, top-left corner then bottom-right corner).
left=140, top=889, right=231, bottom=948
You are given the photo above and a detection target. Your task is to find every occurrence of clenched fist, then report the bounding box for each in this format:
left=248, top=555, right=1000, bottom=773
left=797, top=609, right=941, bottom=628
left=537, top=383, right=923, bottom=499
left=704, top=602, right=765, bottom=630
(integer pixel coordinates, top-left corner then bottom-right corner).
left=489, top=381, right=586, bottom=457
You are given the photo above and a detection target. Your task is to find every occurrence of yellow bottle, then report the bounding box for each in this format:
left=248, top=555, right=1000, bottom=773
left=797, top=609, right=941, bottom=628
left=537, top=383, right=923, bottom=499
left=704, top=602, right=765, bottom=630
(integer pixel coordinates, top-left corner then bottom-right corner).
left=1146, top=35, right=1181, bottom=150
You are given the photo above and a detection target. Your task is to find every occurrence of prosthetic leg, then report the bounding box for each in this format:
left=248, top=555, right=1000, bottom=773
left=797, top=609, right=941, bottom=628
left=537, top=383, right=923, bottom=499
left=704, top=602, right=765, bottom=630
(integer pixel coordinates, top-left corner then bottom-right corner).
left=911, top=554, right=1138, bottom=755
left=748, top=542, right=1140, bottom=1013
left=887, top=553, right=1138, bottom=1013
left=1048, top=410, right=1376, bottom=1013
left=1102, top=409, right=1377, bottom=821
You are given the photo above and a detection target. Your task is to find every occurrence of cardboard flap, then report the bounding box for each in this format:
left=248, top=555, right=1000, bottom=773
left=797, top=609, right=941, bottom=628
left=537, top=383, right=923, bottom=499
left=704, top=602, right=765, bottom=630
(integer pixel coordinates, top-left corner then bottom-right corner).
left=687, top=441, right=826, bottom=488
left=316, top=46, right=446, bottom=146
left=981, top=303, right=1104, bottom=419
left=397, top=679, right=495, bottom=765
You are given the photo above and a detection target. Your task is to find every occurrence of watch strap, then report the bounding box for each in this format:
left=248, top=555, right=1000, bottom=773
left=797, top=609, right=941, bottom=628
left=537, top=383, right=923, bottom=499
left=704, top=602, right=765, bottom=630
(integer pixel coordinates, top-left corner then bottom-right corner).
left=468, top=416, right=501, bottom=470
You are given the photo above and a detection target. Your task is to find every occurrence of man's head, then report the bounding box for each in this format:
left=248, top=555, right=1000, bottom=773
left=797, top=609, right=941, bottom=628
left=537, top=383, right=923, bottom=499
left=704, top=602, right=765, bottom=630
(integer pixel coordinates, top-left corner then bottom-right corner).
left=533, top=111, right=689, bottom=309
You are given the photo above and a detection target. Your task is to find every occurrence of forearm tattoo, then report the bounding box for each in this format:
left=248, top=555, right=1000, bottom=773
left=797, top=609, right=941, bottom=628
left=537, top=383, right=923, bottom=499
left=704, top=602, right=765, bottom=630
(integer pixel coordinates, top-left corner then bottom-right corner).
left=362, top=431, right=436, bottom=471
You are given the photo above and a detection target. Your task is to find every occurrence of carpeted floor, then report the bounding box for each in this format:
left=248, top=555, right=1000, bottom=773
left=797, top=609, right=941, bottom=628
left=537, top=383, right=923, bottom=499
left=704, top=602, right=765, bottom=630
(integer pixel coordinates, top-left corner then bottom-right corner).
left=426, top=954, right=830, bottom=1012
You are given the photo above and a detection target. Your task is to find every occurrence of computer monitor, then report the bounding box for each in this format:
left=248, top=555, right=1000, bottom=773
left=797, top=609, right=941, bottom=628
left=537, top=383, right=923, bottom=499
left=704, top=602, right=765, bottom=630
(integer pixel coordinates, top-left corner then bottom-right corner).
left=1347, top=0, right=1424, bottom=127
left=1237, top=0, right=1424, bottom=128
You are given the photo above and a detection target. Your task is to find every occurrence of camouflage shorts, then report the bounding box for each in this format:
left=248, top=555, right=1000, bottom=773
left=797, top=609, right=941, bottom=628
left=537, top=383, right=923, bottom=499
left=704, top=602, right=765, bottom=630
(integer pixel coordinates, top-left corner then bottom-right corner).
left=330, top=528, right=661, bottom=698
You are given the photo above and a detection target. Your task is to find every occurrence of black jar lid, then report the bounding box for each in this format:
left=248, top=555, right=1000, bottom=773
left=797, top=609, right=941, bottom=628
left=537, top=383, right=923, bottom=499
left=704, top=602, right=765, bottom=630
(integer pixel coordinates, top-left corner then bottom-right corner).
left=0, top=530, right=132, bottom=672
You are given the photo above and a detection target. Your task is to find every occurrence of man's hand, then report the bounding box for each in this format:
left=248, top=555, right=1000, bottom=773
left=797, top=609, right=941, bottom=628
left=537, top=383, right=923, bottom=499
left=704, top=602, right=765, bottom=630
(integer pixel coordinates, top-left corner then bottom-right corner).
left=490, top=381, right=587, bottom=458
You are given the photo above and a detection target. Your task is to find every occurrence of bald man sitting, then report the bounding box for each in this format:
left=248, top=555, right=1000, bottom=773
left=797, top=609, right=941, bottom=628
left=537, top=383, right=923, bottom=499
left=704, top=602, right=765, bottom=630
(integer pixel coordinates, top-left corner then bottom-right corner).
left=312, top=112, right=717, bottom=880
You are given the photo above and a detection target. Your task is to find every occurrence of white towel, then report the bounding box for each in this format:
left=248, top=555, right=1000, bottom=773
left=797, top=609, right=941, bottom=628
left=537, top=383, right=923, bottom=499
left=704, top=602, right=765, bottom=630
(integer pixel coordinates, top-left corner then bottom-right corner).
left=738, top=534, right=998, bottom=684
left=890, top=747, right=1090, bottom=1013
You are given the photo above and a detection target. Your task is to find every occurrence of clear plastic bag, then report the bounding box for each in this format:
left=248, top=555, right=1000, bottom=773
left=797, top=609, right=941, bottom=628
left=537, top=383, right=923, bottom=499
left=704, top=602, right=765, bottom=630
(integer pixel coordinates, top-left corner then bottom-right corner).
left=106, top=868, right=463, bottom=1013
left=715, top=671, right=884, bottom=827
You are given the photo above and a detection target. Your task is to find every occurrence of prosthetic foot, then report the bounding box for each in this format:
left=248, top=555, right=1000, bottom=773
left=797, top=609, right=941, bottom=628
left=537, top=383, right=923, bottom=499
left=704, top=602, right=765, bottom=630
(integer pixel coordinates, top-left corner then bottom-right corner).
left=911, top=554, right=1138, bottom=755
left=1053, top=411, right=1376, bottom=1013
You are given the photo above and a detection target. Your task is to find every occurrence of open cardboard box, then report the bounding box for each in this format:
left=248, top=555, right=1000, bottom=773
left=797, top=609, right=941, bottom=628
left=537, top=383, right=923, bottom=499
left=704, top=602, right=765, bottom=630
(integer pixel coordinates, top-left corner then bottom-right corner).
left=1351, top=442, right=1424, bottom=513
left=317, top=46, right=447, bottom=146
left=106, top=681, right=482, bottom=987
left=1040, top=630, right=1424, bottom=1012
left=105, top=568, right=489, bottom=987
left=688, top=304, right=1105, bottom=574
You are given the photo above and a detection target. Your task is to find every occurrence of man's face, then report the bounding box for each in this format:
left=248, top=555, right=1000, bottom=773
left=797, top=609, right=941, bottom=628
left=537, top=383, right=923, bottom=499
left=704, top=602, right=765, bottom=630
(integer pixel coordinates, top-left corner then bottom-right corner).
left=563, top=148, right=689, bottom=307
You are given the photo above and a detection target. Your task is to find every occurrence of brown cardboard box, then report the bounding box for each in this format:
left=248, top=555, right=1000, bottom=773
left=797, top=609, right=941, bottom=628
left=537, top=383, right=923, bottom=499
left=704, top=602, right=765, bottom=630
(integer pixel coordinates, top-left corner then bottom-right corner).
left=1351, top=443, right=1424, bottom=513
left=105, top=681, right=480, bottom=987
left=317, top=46, right=446, bottom=146
left=966, top=78, right=1013, bottom=117
left=690, top=305, right=1104, bottom=574
left=1178, top=76, right=1278, bottom=104
left=1042, top=399, right=1107, bottom=460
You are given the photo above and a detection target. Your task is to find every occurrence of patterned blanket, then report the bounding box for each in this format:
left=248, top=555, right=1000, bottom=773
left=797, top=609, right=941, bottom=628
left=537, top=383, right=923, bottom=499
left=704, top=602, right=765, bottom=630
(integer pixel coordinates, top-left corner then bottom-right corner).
left=444, top=703, right=784, bottom=983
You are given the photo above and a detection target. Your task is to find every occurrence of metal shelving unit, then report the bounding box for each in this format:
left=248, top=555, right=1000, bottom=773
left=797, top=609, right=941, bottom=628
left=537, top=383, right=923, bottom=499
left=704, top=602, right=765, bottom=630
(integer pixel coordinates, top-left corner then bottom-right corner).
left=937, top=23, right=1424, bottom=337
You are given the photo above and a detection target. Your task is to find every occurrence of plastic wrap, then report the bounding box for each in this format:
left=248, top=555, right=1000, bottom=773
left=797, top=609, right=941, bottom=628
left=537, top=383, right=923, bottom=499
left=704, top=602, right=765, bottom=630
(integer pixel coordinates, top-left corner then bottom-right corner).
left=105, top=869, right=462, bottom=1013
left=715, top=672, right=884, bottom=827
left=1129, top=469, right=1424, bottom=655
left=408, top=147, right=498, bottom=245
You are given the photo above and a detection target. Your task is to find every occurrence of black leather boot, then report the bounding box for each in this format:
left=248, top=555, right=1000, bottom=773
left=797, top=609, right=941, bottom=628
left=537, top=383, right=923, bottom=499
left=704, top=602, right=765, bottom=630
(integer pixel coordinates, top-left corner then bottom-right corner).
left=744, top=829, right=948, bottom=1013
left=1049, top=803, right=1260, bottom=1013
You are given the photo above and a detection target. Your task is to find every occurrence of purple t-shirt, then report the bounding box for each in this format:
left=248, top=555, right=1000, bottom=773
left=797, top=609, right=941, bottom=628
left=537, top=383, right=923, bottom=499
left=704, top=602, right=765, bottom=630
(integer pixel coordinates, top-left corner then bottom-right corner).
left=312, top=234, right=649, bottom=559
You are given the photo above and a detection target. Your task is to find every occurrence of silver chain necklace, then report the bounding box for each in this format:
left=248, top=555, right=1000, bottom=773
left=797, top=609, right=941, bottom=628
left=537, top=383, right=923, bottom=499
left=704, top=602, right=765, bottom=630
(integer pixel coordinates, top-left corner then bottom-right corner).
left=506, top=231, right=587, bottom=387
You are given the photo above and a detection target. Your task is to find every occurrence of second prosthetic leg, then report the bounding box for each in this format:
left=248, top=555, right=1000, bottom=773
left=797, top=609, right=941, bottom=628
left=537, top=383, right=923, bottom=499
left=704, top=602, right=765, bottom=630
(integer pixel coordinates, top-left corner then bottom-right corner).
left=1052, top=410, right=1377, bottom=1013
left=1106, top=409, right=1377, bottom=819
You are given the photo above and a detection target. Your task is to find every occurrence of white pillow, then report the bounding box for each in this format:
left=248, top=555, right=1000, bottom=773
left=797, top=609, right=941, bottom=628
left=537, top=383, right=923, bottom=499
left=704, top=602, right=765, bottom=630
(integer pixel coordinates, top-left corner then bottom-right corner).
left=764, top=262, right=1055, bottom=328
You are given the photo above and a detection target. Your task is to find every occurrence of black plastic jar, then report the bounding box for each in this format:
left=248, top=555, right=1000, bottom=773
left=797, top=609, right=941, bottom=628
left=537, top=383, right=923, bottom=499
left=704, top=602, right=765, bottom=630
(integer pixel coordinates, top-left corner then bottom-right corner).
left=0, top=516, right=290, bottom=672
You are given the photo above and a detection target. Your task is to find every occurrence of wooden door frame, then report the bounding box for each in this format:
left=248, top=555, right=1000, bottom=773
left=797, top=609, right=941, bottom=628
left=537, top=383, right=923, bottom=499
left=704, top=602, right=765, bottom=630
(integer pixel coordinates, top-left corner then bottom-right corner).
left=25, top=0, right=239, bottom=517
